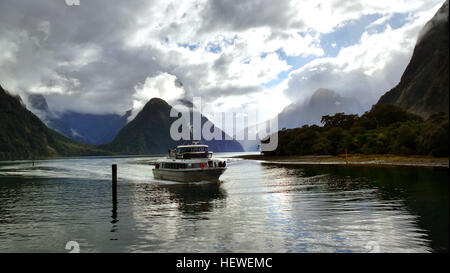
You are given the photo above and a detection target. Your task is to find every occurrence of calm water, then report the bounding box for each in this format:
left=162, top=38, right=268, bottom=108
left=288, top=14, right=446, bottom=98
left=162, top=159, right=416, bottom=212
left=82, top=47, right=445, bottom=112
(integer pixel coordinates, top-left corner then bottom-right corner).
left=0, top=154, right=448, bottom=253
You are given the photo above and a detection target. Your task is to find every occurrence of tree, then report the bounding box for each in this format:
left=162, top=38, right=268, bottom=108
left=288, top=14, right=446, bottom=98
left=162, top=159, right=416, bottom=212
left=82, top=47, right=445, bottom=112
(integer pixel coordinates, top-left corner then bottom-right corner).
left=321, top=113, right=359, bottom=129
left=362, top=104, right=422, bottom=128
left=326, top=127, right=344, bottom=155
left=262, top=104, right=447, bottom=157
left=394, top=124, right=418, bottom=155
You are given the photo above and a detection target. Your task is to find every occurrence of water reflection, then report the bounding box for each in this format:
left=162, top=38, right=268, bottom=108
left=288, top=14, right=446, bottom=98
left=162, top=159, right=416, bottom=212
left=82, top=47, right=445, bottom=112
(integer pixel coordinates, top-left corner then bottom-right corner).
left=110, top=200, right=119, bottom=237
left=260, top=163, right=448, bottom=252
left=118, top=181, right=228, bottom=252
left=130, top=181, right=227, bottom=217
left=158, top=182, right=227, bottom=215
left=0, top=157, right=448, bottom=252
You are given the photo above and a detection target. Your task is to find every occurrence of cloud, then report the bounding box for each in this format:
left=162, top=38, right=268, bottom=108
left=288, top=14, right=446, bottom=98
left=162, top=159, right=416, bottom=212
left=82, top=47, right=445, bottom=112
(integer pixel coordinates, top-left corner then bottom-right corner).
left=0, top=0, right=445, bottom=129
left=199, top=0, right=305, bottom=32
left=129, top=72, right=186, bottom=121
left=278, top=88, right=364, bottom=130
left=283, top=1, right=444, bottom=110
left=416, top=0, right=449, bottom=44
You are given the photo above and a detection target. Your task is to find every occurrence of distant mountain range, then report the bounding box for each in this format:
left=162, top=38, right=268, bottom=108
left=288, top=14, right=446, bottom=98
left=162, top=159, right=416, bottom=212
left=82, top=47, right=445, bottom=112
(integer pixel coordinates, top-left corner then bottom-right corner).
left=0, top=84, right=111, bottom=160
left=101, top=98, right=243, bottom=155
left=1, top=88, right=243, bottom=160
left=238, top=88, right=363, bottom=151
left=28, top=94, right=131, bottom=145
left=27, top=93, right=243, bottom=155
left=378, top=0, right=449, bottom=118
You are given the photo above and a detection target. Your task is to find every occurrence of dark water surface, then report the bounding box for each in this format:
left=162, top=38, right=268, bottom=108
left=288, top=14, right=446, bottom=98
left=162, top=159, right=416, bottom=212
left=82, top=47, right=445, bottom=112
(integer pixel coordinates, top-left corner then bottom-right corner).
left=0, top=154, right=448, bottom=252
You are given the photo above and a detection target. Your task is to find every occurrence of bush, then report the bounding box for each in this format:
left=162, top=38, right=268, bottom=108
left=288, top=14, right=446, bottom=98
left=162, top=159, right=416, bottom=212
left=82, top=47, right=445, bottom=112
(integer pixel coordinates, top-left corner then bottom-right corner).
left=393, top=124, right=418, bottom=155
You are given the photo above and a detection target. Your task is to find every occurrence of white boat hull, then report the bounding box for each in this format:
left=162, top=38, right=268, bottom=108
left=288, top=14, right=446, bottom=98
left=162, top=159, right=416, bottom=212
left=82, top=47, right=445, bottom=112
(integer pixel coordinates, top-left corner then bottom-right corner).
left=152, top=168, right=226, bottom=182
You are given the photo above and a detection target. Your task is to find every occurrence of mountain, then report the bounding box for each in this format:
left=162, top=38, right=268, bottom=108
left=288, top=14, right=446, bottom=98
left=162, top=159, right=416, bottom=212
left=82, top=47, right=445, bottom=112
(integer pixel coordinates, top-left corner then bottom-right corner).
left=28, top=94, right=131, bottom=145
left=278, top=88, right=363, bottom=129
left=102, top=98, right=244, bottom=155
left=0, top=84, right=111, bottom=160
left=378, top=0, right=449, bottom=118
left=238, top=88, right=362, bottom=151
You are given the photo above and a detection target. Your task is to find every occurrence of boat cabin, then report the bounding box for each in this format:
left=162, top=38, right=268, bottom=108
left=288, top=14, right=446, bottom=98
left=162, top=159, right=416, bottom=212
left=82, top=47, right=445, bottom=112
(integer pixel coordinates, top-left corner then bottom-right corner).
left=172, top=144, right=213, bottom=159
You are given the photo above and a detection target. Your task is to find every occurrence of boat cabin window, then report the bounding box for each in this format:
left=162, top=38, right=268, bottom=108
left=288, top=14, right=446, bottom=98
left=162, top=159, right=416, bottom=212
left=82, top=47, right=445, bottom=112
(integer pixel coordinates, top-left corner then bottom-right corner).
left=177, top=147, right=208, bottom=154
left=162, top=163, right=187, bottom=169
left=161, top=161, right=214, bottom=169
left=187, top=153, right=210, bottom=159
left=176, top=151, right=212, bottom=159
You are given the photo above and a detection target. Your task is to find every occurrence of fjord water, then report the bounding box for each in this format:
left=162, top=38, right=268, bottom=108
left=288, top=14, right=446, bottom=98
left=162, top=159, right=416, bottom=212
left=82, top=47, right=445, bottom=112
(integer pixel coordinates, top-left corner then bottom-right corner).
left=0, top=154, right=448, bottom=253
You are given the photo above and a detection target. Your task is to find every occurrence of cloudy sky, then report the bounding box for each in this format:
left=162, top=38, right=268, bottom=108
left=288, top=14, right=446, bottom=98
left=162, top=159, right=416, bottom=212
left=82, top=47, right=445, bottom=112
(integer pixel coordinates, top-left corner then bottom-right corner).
left=0, top=0, right=445, bottom=130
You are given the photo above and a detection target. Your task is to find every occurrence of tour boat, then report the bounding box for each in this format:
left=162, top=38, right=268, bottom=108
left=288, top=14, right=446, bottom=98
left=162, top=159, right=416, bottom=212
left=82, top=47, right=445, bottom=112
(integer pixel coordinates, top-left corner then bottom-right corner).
left=152, top=142, right=227, bottom=182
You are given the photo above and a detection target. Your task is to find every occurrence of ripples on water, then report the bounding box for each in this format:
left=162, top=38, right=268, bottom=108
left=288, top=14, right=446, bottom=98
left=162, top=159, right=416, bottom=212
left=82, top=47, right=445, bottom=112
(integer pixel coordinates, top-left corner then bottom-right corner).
left=0, top=154, right=448, bottom=253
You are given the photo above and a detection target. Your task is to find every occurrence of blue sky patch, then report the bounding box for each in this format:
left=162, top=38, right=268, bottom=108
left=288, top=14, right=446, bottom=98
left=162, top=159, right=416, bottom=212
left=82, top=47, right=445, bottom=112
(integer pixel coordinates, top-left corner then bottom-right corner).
left=262, top=12, right=410, bottom=89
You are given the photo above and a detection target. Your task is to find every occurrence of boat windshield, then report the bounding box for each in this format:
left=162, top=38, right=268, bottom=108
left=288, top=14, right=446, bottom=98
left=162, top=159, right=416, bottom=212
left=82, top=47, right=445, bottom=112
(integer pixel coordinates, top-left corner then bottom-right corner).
left=177, top=152, right=212, bottom=159
left=177, top=147, right=208, bottom=153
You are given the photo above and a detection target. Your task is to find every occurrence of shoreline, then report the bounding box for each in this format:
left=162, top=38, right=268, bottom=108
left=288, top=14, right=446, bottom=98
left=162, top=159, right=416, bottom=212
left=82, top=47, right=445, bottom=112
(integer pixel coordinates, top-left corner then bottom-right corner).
left=233, top=154, right=449, bottom=168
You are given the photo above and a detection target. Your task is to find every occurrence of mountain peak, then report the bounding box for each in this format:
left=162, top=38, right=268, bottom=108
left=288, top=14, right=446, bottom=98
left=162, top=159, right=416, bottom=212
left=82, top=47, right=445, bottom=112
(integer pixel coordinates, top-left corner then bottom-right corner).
left=148, top=97, right=169, bottom=105
left=310, top=88, right=339, bottom=103
left=0, top=84, right=24, bottom=106
left=313, top=88, right=336, bottom=95
left=377, top=0, right=449, bottom=118
left=105, top=97, right=243, bottom=154
left=28, top=94, right=49, bottom=112
left=417, top=0, right=448, bottom=45
left=138, top=97, right=171, bottom=117
left=139, top=97, right=171, bottom=113
left=277, top=88, right=362, bottom=130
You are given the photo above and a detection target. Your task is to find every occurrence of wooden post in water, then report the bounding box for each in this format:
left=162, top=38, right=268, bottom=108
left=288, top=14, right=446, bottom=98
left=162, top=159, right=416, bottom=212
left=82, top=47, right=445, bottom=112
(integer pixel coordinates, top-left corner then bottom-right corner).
left=112, top=164, right=117, bottom=205
left=111, top=164, right=118, bottom=224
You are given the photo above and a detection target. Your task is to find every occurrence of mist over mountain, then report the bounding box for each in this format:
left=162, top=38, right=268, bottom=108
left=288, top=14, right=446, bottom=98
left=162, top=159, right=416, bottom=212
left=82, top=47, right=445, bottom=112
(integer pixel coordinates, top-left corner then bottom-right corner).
left=102, top=97, right=243, bottom=155
left=378, top=0, right=449, bottom=118
left=278, top=88, right=363, bottom=130
left=25, top=92, right=244, bottom=154
left=0, top=84, right=110, bottom=160
left=28, top=94, right=131, bottom=145
left=238, top=88, right=363, bottom=151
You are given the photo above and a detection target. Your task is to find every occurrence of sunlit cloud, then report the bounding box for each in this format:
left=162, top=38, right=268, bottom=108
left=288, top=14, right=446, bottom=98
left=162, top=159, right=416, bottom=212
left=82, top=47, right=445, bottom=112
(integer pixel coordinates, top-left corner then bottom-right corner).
left=0, top=0, right=445, bottom=127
